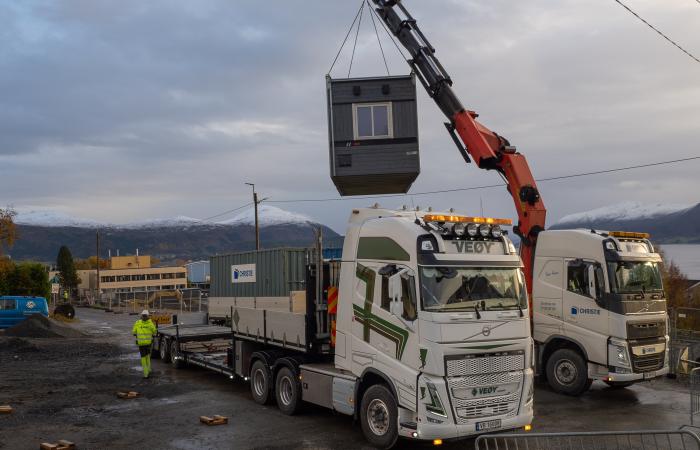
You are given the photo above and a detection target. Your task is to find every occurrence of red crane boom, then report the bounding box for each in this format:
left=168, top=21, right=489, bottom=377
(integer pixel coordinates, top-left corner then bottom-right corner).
left=372, top=0, right=547, bottom=293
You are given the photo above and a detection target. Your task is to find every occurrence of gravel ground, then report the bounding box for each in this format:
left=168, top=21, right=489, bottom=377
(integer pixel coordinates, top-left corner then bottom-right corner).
left=0, top=308, right=694, bottom=450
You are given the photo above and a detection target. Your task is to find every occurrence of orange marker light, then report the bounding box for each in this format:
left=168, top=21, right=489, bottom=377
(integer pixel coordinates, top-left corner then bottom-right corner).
left=524, top=424, right=533, bottom=432
left=423, top=214, right=512, bottom=225
left=609, top=231, right=650, bottom=239
left=433, top=439, right=443, bottom=446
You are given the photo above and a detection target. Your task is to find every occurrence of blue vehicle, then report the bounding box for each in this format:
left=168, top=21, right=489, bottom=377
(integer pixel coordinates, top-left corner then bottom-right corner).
left=0, top=296, right=49, bottom=329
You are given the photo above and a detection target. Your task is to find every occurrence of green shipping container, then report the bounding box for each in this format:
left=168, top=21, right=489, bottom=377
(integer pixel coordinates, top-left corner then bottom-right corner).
left=209, top=248, right=311, bottom=298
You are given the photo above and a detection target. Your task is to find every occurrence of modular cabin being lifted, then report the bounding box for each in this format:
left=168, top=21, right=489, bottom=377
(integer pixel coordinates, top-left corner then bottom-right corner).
left=327, top=74, right=420, bottom=196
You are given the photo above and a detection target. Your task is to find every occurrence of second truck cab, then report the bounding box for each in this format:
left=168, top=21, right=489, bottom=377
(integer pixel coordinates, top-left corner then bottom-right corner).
left=533, top=229, right=669, bottom=395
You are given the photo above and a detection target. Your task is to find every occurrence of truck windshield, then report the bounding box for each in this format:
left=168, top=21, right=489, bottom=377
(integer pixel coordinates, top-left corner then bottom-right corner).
left=419, top=266, right=527, bottom=312
left=607, top=261, right=663, bottom=294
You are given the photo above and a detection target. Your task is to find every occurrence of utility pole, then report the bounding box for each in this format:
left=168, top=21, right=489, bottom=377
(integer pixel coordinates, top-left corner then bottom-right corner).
left=96, top=230, right=101, bottom=305
left=245, top=182, right=260, bottom=251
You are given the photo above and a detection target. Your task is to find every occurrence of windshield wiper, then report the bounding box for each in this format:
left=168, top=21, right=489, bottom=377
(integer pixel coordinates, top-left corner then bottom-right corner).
left=517, top=301, right=524, bottom=318
left=473, top=303, right=481, bottom=320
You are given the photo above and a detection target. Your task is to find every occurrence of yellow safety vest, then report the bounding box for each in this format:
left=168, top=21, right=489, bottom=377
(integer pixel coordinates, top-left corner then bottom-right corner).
left=132, top=319, right=157, bottom=346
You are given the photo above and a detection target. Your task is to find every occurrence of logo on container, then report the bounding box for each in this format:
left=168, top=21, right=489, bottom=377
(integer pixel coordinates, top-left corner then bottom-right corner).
left=231, top=264, right=256, bottom=283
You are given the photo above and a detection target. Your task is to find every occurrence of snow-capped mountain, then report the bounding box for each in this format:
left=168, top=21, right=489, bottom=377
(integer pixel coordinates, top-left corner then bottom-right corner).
left=13, top=205, right=313, bottom=229
left=218, top=205, right=311, bottom=226
left=14, top=210, right=104, bottom=228
left=550, top=201, right=700, bottom=243
left=9, top=206, right=340, bottom=262
left=556, top=201, right=692, bottom=226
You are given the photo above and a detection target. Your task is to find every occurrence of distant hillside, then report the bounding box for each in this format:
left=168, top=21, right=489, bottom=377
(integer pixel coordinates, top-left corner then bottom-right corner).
left=550, top=201, right=700, bottom=243
left=9, top=206, right=342, bottom=262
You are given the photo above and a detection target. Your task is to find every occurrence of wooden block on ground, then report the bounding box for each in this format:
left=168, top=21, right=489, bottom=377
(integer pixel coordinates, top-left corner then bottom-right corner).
left=200, top=415, right=228, bottom=426
left=40, top=441, right=75, bottom=450
left=116, top=391, right=139, bottom=399
left=0, top=405, right=13, bottom=414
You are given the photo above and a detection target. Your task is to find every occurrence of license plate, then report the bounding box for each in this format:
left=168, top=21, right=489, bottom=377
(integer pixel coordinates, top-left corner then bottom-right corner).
left=476, top=419, right=502, bottom=431
left=644, top=371, right=655, bottom=380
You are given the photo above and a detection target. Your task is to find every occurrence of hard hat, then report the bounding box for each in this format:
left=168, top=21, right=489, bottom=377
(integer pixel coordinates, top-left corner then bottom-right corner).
left=141, top=310, right=150, bottom=316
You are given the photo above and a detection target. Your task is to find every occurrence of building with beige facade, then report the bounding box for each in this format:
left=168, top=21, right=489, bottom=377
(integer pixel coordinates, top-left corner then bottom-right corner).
left=52, top=255, right=187, bottom=299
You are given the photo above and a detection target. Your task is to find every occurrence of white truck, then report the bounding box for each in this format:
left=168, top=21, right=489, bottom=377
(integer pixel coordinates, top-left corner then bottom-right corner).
left=155, top=207, right=534, bottom=448
left=533, top=229, right=669, bottom=395
left=371, top=0, right=669, bottom=396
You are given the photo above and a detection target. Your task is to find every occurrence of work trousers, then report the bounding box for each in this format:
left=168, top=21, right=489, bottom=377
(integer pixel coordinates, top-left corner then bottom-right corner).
left=138, top=344, right=152, bottom=378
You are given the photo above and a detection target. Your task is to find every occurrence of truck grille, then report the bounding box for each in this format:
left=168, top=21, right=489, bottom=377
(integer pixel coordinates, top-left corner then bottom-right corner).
left=452, top=392, right=520, bottom=422
left=627, top=320, right=666, bottom=340
left=445, top=351, right=525, bottom=377
left=632, top=353, right=664, bottom=372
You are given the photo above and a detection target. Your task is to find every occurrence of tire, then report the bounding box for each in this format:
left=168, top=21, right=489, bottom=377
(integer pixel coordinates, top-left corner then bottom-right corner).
left=170, top=340, right=184, bottom=369
left=250, top=360, right=272, bottom=405
left=275, top=366, right=302, bottom=415
left=604, top=380, right=634, bottom=389
left=360, top=384, right=398, bottom=449
left=546, top=348, right=591, bottom=396
left=159, top=337, right=171, bottom=363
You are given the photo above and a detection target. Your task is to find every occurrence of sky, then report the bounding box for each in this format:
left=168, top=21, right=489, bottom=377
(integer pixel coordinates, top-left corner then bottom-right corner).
left=1, top=0, right=698, bottom=233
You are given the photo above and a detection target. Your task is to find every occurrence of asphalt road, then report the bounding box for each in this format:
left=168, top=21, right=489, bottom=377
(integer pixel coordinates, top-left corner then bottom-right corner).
left=0, top=308, right=693, bottom=449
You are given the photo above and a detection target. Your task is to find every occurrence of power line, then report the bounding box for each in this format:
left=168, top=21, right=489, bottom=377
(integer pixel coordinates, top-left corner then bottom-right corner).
left=199, top=155, right=699, bottom=219
left=200, top=202, right=253, bottom=222
left=612, top=0, right=700, bottom=64
left=266, top=155, right=700, bottom=204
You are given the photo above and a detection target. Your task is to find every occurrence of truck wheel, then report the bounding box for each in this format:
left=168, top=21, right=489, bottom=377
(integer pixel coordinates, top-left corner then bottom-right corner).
left=250, top=360, right=272, bottom=405
left=170, top=340, right=184, bottom=369
left=546, top=349, right=590, bottom=396
left=360, top=385, right=398, bottom=449
left=159, top=337, right=171, bottom=363
left=275, top=367, right=302, bottom=415
left=604, top=380, right=634, bottom=389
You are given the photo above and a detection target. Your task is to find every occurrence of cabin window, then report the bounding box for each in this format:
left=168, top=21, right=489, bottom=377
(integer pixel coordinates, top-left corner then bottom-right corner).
left=0, top=299, right=17, bottom=310
left=353, top=102, right=393, bottom=139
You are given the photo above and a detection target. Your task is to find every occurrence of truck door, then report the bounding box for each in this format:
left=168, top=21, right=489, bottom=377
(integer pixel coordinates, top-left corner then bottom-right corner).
left=562, top=259, right=609, bottom=366
left=352, top=261, right=420, bottom=369
left=533, top=258, right=564, bottom=343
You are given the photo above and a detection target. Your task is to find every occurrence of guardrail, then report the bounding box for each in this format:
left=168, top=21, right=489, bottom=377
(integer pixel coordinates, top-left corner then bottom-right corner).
left=474, top=429, right=700, bottom=450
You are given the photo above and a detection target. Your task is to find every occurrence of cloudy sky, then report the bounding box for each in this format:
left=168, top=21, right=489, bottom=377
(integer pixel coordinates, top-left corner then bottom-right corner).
left=1, top=0, right=698, bottom=232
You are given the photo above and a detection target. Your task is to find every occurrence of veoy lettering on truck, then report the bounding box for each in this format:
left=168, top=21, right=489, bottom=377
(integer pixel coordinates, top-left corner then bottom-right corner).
left=231, top=264, right=256, bottom=283
left=451, top=241, right=496, bottom=254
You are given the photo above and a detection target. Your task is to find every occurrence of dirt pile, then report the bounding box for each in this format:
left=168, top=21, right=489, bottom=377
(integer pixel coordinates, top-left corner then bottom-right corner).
left=0, top=336, right=40, bottom=353
left=4, top=314, right=85, bottom=338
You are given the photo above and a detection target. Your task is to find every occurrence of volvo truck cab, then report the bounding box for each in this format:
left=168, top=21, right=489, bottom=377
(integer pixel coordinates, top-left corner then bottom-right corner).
left=334, top=207, right=534, bottom=445
left=533, top=230, right=669, bottom=395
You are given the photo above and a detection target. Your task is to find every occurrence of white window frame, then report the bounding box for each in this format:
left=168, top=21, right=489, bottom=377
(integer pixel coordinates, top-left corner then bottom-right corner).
left=352, top=102, right=394, bottom=140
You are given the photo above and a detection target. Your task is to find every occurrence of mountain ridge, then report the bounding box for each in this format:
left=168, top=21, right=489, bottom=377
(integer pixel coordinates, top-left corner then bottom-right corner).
left=550, top=201, right=700, bottom=243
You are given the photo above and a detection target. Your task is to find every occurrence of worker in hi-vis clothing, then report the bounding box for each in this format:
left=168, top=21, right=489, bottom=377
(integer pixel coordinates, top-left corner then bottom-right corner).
left=132, top=310, right=157, bottom=378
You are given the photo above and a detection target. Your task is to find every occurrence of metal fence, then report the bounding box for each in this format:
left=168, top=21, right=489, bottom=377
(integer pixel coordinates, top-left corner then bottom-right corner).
left=692, top=367, right=700, bottom=426
left=670, top=307, right=700, bottom=377
left=475, top=430, right=700, bottom=450
left=88, top=288, right=206, bottom=314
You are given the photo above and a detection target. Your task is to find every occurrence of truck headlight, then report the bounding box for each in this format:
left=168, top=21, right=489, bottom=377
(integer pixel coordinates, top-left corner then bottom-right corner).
left=608, top=340, right=630, bottom=368
left=425, top=381, right=447, bottom=418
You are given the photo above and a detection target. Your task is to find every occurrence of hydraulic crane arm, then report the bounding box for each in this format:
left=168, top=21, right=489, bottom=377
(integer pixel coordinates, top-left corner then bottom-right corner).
left=372, top=0, right=547, bottom=292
